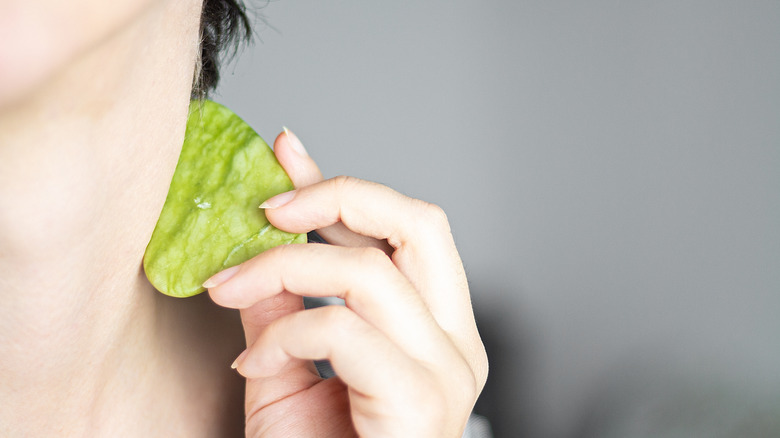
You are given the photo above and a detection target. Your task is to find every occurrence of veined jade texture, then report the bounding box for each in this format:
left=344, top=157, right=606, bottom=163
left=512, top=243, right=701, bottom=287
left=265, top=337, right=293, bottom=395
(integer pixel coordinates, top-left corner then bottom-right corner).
left=143, top=100, right=305, bottom=297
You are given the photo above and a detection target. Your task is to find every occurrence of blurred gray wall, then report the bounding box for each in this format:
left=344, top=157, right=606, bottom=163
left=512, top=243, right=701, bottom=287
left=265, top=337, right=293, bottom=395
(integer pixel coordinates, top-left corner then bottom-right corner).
left=216, top=1, right=780, bottom=436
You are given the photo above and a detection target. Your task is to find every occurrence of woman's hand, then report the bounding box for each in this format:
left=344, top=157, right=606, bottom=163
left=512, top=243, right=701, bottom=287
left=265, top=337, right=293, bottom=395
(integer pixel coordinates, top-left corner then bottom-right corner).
left=206, top=129, right=488, bottom=437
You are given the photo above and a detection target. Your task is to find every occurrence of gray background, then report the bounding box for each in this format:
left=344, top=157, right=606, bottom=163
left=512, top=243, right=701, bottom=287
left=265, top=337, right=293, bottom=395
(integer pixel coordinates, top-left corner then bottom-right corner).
left=216, top=1, right=780, bottom=436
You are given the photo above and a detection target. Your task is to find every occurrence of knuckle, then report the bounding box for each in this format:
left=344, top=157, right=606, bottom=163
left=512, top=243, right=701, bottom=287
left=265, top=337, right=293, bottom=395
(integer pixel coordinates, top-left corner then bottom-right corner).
left=452, top=359, right=478, bottom=406
left=329, top=174, right=362, bottom=191
left=476, top=347, right=489, bottom=391
left=419, top=201, right=451, bottom=231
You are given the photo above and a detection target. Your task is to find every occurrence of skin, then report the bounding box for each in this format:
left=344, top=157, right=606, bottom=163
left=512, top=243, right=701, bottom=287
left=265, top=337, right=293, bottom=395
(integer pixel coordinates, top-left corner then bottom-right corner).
left=209, top=130, right=489, bottom=436
left=1, top=0, right=245, bottom=436
left=0, top=0, right=488, bottom=435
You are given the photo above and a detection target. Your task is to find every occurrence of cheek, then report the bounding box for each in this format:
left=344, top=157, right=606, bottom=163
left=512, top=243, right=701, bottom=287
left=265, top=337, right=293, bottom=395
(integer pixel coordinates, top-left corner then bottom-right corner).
left=0, top=0, right=158, bottom=107
left=0, top=3, right=68, bottom=105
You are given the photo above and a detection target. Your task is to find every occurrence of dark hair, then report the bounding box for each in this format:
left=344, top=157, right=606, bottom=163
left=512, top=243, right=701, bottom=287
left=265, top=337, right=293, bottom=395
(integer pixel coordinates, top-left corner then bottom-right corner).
left=193, top=0, right=253, bottom=98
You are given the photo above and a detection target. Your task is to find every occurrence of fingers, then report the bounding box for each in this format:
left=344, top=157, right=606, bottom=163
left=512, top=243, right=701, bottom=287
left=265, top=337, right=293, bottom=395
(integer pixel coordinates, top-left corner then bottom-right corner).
left=236, top=305, right=465, bottom=437
left=273, top=129, right=390, bottom=252
left=238, top=291, right=302, bottom=345
left=238, top=306, right=422, bottom=388
left=261, top=162, right=485, bottom=387
left=271, top=130, right=483, bottom=384
left=272, top=128, right=322, bottom=187
left=262, top=175, right=473, bottom=334
left=209, top=243, right=454, bottom=365
left=229, top=128, right=489, bottom=419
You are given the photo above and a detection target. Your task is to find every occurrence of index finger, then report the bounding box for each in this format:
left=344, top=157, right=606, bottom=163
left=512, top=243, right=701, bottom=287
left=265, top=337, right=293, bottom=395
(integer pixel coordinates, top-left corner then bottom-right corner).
left=273, top=129, right=390, bottom=252
left=263, top=176, right=472, bottom=335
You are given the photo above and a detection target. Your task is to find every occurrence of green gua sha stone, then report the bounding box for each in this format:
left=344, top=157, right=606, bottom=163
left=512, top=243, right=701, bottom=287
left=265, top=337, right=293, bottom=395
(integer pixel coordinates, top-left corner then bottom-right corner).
left=143, top=100, right=306, bottom=298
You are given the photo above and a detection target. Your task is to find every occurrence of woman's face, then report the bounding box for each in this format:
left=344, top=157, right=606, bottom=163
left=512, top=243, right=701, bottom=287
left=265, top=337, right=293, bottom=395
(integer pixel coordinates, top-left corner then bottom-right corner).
left=0, top=0, right=160, bottom=108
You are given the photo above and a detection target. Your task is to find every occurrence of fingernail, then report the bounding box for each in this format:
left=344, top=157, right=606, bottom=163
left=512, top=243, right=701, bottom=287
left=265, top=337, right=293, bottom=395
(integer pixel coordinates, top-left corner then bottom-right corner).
left=283, top=126, right=308, bottom=157
left=259, top=190, right=296, bottom=209
left=231, top=349, right=248, bottom=369
left=202, top=265, right=240, bottom=288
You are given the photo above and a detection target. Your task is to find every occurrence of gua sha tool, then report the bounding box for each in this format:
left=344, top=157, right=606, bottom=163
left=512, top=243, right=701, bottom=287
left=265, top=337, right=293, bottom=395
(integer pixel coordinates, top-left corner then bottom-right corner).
left=144, top=100, right=305, bottom=297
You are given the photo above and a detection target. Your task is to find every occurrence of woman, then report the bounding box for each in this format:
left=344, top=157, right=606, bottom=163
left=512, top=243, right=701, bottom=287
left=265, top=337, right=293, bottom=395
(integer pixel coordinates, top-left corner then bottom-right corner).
left=0, top=0, right=488, bottom=436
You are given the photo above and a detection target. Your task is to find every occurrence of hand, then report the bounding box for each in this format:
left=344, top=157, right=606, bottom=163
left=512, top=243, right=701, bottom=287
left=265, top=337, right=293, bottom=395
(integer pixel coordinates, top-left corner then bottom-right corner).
left=206, top=129, right=488, bottom=437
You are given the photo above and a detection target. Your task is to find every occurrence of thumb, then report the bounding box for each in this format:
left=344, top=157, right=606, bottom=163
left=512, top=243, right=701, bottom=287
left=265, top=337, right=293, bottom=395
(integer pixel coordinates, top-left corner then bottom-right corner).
left=273, top=127, right=324, bottom=188
left=271, top=128, right=390, bottom=252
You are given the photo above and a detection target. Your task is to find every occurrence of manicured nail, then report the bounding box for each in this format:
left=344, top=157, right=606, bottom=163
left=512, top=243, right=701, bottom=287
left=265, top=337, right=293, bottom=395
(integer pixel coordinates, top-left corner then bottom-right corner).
left=259, top=190, right=296, bottom=209
left=202, top=265, right=240, bottom=288
left=231, top=349, right=248, bottom=369
left=283, top=126, right=308, bottom=157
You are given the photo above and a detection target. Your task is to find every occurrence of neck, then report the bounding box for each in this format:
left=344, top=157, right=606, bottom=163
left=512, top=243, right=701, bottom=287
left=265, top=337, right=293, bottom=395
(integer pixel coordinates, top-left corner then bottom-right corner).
left=0, top=2, right=244, bottom=436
